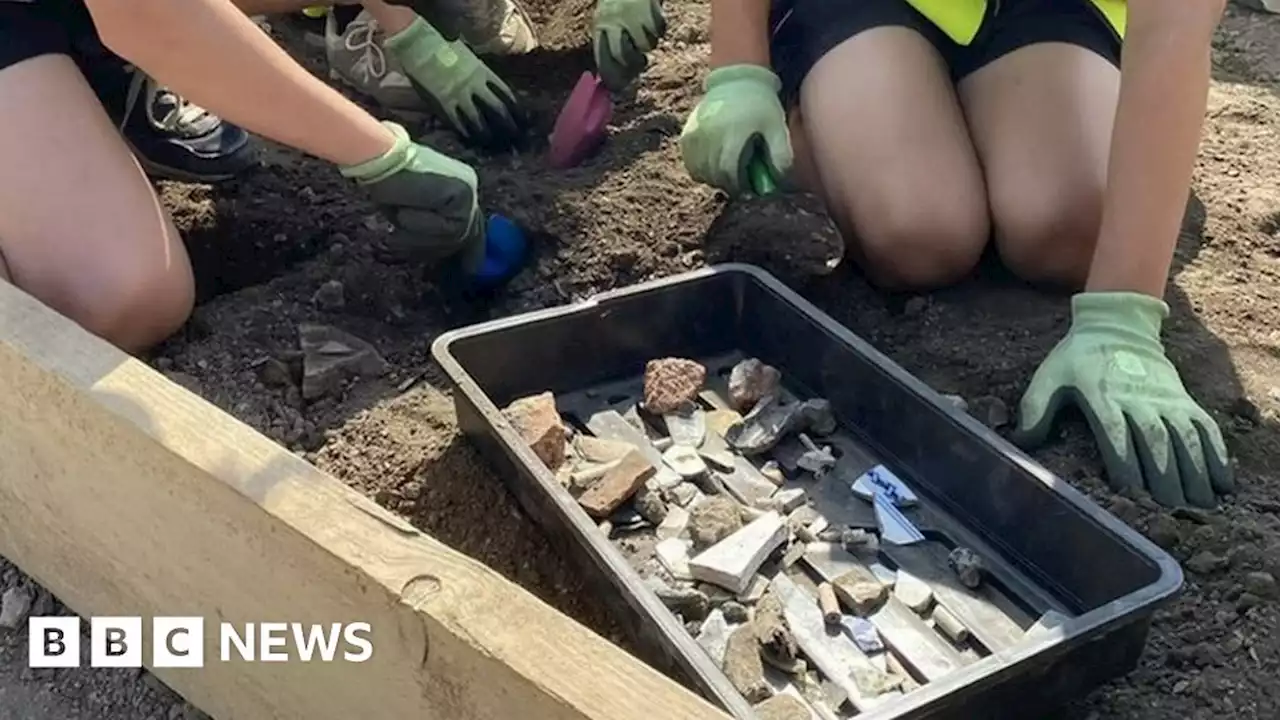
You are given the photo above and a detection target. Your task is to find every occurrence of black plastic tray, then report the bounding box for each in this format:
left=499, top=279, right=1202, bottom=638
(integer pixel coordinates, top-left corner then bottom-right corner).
left=431, top=264, right=1183, bottom=719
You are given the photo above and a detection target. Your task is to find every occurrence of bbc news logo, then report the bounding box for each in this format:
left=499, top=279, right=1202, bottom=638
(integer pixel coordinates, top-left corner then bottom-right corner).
left=29, top=617, right=373, bottom=668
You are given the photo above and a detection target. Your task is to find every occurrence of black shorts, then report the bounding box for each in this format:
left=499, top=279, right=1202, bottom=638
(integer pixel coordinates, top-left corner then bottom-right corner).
left=769, top=0, right=1122, bottom=106
left=0, top=0, right=101, bottom=72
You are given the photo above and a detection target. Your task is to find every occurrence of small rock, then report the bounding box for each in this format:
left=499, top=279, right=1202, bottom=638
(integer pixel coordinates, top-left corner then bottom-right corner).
left=1243, top=571, right=1277, bottom=598
left=724, top=626, right=771, bottom=702
left=941, top=394, right=968, bottom=411
left=798, top=399, right=837, bottom=435
left=578, top=449, right=655, bottom=518
left=840, top=528, right=880, bottom=556
left=1238, top=593, right=1264, bottom=613
left=773, top=487, right=807, bottom=513
left=705, top=409, right=744, bottom=438
left=721, top=601, right=750, bottom=624
left=258, top=358, right=294, bottom=388
left=752, top=695, right=811, bottom=720
left=760, top=461, right=786, bottom=486
left=0, top=586, right=34, bottom=631
left=664, top=444, right=708, bottom=478
left=312, top=280, right=345, bottom=311
left=948, top=547, right=985, bottom=588
left=796, top=434, right=836, bottom=478
left=780, top=540, right=807, bottom=569
left=1185, top=550, right=1229, bottom=576
left=1145, top=514, right=1184, bottom=550
left=647, top=577, right=711, bottom=622
left=728, top=358, right=782, bottom=413
left=644, top=358, right=707, bottom=414
left=832, top=565, right=888, bottom=615
left=656, top=538, right=695, bottom=581
left=574, top=435, right=634, bottom=464
left=503, top=391, right=569, bottom=472
left=690, top=496, right=745, bottom=550
left=634, top=486, right=668, bottom=525
left=657, top=504, right=690, bottom=540
left=298, top=323, right=388, bottom=400
left=569, top=460, right=618, bottom=492
left=696, top=609, right=735, bottom=666
left=842, top=616, right=884, bottom=653
left=666, top=482, right=702, bottom=507
left=968, top=395, right=1010, bottom=428
left=893, top=568, right=934, bottom=612
left=852, top=663, right=902, bottom=698
left=665, top=407, right=707, bottom=447
left=1108, top=496, right=1141, bottom=523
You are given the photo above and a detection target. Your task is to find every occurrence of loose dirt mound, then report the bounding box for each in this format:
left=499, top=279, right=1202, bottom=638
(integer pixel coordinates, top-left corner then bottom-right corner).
left=4, top=3, right=1280, bottom=719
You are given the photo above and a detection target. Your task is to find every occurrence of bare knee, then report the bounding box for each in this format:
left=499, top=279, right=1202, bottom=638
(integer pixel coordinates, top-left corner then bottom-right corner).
left=838, top=190, right=990, bottom=290
left=84, top=265, right=194, bottom=353
left=992, top=179, right=1102, bottom=289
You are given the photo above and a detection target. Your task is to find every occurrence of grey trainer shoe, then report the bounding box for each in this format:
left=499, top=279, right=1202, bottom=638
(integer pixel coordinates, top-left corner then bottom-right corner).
left=325, top=10, right=426, bottom=117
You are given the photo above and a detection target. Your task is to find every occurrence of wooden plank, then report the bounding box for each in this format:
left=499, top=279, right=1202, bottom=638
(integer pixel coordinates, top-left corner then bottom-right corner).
left=0, top=281, right=729, bottom=720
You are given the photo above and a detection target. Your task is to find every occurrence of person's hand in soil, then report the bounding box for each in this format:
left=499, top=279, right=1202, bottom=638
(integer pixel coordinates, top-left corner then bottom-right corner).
left=679, top=65, right=792, bottom=197
left=592, top=0, right=666, bottom=92
left=1010, top=292, right=1234, bottom=510
left=340, top=120, right=485, bottom=270
left=383, top=15, right=526, bottom=151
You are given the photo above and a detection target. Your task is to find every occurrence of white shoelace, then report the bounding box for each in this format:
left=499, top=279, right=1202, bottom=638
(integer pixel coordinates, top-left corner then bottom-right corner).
left=121, top=69, right=212, bottom=134
left=342, top=18, right=388, bottom=84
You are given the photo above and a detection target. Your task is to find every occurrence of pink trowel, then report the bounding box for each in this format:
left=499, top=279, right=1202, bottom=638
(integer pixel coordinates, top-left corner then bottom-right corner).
left=548, top=71, right=613, bottom=169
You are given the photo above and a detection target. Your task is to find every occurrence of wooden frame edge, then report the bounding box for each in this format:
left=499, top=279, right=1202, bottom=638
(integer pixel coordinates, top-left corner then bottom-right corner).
left=0, top=282, right=729, bottom=720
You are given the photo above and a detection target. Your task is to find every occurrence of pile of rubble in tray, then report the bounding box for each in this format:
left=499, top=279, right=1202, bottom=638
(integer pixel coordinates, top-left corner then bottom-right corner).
left=501, top=356, right=1064, bottom=720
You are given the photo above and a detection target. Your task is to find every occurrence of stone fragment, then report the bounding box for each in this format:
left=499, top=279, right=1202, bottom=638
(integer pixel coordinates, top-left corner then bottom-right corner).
left=818, top=583, right=841, bottom=625
left=780, top=540, right=808, bottom=569
left=700, top=447, right=737, bottom=472
left=664, top=407, right=707, bottom=447
left=727, top=396, right=836, bottom=455
left=503, top=391, right=569, bottom=472
left=1245, top=571, right=1278, bottom=599
left=587, top=409, right=666, bottom=468
left=947, top=547, right=985, bottom=589
left=738, top=574, right=770, bottom=604
left=754, top=589, right=800, bottom=666
left=797, top=434, right=837, bottom=479
left=797, top=518, right=828, bottom=544
left=575, top=435, right=634, bottom=464
left=665, top=482, right=702, bottom=507
left=893, top=568, right=934, bottom=613
left=696, top=609, right=736, bottom=667
left=968, top=395, right=1011, bottom=429
left=299, top=323, right=388, bottom=400
left=752, top=695, right=811, bottom=720
left=724, top=625, right=772, bottom=702
left=569, top=460, right=617, bottom=492
left=647, top=577, right=710, bottom=622
left=851, top=664, right=901, bottom=698
left=577, top=449, right=654, bottom=517
left=705, top=408, right=744, bottom=438
left=832, top=566, right=889, bottom=615
left=257, top=357, right=295, bottom=388
left=840, top=528, right=880, bottom=557
left=634, top=486, right=668, bottom=525
left=761, top=461, right=786, bottom=486
left=643, top=358, right=707, bottom=414
left=690, top=496, right=745, bottom=550
left=718, top=457, right=780, bottom=507
left=932, top=606, right=969, bottom=643
left=773, top=488, right=808, bottom=514
left=798, top=399, right=837, bottom=435
left=728, top=358, right=782, bottom=412
left=312, top=279, right=345, bottom=311
left=1186, top=550, right=1230, bottom=575
left=656, top=505, right=691, bottom=540
left=842, top=617, right=884, bottom=653
left=690, top=512, right=788, bottom=594
left=656, top=538, right=694, bottom=581
left=0, top=586, right=33, bottom=631
left=721, top=601, right=750, bottom=624
left=663, top=444, right=708, bottom=478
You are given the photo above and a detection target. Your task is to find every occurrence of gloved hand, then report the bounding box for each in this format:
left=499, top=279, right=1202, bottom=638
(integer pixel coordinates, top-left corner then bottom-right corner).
left=679, top=64, right=793, bottom=197
left=592, top=0, right=666, bottom=92
left=1010, top=292, right=1234, bottom=509
left=383, top=16, right=526, bottom=151
left=340, top=121, right=485, bottom=272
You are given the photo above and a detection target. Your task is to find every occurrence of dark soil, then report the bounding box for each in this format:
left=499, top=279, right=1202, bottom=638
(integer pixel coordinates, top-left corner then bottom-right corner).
left=4, top=3, right=1280, bottom=719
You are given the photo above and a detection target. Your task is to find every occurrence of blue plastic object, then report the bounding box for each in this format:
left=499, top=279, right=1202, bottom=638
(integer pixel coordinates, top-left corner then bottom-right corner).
left=468, top=214, right=529, bottom=290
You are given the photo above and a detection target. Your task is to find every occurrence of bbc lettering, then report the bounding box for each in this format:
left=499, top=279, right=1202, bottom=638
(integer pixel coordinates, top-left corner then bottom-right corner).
left=29, top=617, right=373, bottom=668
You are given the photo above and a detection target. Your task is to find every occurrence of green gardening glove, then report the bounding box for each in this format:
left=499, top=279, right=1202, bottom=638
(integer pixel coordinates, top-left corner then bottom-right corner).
left=340, top=121, right=484, bottom=272
left=593, top=0, right=666, bottom=92
left=1010, top=292, right=1234, bottom=509
left=384, top=16, right=526, bottom=151
left=679, top=64, right=793, bottom=197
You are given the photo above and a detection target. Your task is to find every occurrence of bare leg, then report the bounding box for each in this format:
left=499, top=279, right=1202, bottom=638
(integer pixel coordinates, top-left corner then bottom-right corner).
left=0, top=55, right=194, bottom=353
left=959, top=44, right=1121, bottom=289
left=792, top=27, right=990, bottom=289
